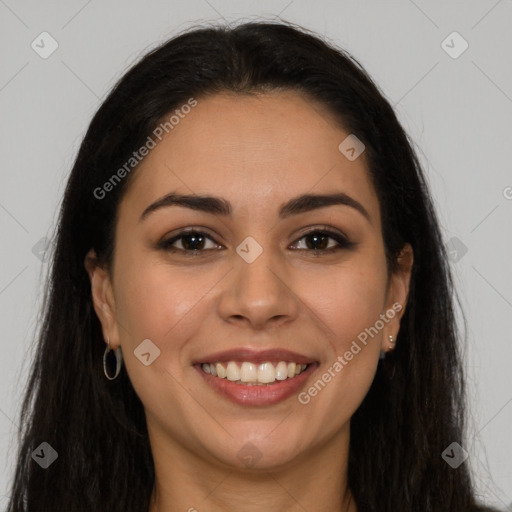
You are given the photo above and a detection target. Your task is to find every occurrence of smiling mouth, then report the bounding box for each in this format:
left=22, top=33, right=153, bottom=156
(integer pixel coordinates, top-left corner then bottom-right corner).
left=200, top=361, right=309, bottom=385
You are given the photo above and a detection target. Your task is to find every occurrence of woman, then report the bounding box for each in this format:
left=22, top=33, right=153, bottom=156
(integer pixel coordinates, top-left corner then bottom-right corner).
left=6, top=20, right=501, bottom=512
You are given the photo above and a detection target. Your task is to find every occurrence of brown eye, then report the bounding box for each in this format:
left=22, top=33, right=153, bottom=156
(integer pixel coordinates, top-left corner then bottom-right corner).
left=291, top=228, right=354, bottom=254
left=158, top=226, right=355, bottom=257
left=159, top=230, right=221, bottom=255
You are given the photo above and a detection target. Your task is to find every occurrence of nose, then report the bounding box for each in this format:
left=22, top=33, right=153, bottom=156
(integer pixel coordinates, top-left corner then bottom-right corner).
left=217, top=242, right=300, bottom=331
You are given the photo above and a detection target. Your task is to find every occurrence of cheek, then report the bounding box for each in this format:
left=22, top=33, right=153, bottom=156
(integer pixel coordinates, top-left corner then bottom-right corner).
left=289, top=259, right=388, bottom=442
left=111, top=256, right=205, bottom=419
left=298, top=258, right=388, bottom=350
left=114, top=256, right=206, bottom=341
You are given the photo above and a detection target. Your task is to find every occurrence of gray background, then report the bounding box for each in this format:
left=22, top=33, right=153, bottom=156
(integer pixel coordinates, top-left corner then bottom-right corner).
left=1, top=0, right=511, bottom=508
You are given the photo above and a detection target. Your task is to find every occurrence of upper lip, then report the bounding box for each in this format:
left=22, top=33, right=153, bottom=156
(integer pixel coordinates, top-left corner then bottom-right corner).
left=193, top=348, right=317, bottom=365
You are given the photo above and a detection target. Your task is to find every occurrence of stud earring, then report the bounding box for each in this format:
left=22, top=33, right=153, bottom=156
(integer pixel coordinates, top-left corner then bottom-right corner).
left=379, top=335, right=396, bottom=360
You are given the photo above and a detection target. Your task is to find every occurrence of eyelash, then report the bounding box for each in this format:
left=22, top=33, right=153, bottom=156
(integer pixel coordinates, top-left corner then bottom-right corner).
left=158, top=226, right=355, bottom=257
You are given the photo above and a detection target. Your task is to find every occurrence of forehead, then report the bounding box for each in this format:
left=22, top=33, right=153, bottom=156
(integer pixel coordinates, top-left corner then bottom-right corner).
left=120, top=90, right=380, bottom=225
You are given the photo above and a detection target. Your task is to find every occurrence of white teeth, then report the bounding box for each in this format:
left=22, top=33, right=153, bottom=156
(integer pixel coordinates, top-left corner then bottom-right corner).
left=240, top=362, right=257, bottom=382
left=202, top=360, right=309, bottom=384
left=226, top=361, right=240, bottom=382
left=215, top=362, right=226, bottom=379
left=275, top=361, right=288, bottom=380
left=257, top=362, right=275, bottom=384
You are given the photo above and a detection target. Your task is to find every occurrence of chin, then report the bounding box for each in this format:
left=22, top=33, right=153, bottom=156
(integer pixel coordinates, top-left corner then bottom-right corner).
left=206, top=430, right=309, bottom=472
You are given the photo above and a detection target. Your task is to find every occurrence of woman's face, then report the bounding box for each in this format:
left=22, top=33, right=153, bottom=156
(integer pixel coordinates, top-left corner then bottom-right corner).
left=87, top=90, right=412, bottom=471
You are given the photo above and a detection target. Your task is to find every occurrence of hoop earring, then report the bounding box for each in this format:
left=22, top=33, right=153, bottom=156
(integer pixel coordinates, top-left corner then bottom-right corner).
left=103, top=336, right=123, bottom=380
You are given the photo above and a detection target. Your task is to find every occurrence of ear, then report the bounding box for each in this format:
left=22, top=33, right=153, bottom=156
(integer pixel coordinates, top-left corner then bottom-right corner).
left=84, top=249, right=120, bottom=349
left=381, top=243, right=413, bottom=353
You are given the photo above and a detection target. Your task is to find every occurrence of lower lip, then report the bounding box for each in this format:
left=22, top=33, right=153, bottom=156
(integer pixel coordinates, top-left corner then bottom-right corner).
left=195, top=363, right=318, bottom=406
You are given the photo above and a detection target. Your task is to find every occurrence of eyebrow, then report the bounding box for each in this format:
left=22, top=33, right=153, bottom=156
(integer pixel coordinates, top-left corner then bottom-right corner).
left=139, top=191, right=371, bottom=223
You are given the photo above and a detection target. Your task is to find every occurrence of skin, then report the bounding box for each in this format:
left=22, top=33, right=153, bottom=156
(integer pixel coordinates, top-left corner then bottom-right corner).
left=85, top=90, right=413, bottom=512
